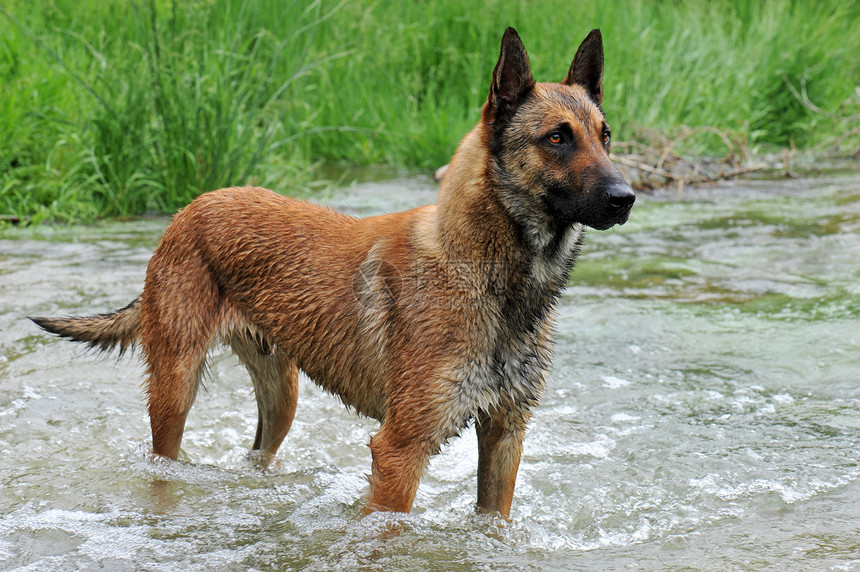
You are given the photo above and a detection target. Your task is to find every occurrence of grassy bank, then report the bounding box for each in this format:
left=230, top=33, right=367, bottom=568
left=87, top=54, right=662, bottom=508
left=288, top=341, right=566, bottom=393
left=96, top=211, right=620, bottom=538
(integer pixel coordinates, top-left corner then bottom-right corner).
left=1, top=0, right=858, bottom=222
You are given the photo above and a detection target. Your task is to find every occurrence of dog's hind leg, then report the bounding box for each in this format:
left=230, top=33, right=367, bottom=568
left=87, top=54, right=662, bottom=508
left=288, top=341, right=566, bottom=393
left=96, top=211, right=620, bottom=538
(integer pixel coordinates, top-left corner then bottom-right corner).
left=139, top=243, right=223, bottom=460
left=230, top=332, right=299, bottom=468
left=475, top=406, right=529, bottom=518
left=141, top=322, right=214, bottom=460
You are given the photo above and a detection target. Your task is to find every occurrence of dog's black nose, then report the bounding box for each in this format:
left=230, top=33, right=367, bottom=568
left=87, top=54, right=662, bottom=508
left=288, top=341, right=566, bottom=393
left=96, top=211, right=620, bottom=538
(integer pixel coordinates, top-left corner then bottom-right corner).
left=606, top=183, right=636, bottom=211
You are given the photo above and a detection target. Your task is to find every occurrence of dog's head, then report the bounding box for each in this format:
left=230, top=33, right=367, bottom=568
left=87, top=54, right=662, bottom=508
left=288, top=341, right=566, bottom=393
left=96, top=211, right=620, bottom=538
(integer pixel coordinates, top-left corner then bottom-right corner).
left=484, top=28, right=635, bottom=233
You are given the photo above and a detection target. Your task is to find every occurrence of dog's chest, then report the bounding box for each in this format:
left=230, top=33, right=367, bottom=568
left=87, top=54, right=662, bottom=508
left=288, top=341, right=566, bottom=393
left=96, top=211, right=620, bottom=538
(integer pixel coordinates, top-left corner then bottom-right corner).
left=445, top=226, right=583, bottom=428
left=449, top=313, right=554, bottom=433
left=450, top=278, right=562, bottom=423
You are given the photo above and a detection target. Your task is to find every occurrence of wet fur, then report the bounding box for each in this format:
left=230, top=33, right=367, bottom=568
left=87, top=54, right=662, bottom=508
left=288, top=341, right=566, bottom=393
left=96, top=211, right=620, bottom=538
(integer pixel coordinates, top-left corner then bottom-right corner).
left=32, top=28, right=634, bottom=517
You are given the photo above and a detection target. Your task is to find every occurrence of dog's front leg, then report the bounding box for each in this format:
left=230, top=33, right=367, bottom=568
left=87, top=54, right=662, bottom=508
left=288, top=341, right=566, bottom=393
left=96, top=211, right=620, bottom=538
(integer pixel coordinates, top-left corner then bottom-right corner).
left=475, top=406, right=529, bottom=517
left=364, top=421, right=435, bottom=514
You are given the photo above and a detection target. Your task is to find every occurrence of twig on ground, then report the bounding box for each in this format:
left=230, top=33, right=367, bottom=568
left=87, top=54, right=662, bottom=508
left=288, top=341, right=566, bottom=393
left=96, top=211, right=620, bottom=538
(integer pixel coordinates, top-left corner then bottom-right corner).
left=614, top=155, right=767, bottom=187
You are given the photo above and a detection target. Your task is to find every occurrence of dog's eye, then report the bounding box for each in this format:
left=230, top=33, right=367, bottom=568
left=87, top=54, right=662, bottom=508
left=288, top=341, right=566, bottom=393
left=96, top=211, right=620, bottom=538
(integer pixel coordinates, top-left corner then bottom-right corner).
left=548, top=132, right=563, bottom=145
left=603, top=129, right=611, bottom=147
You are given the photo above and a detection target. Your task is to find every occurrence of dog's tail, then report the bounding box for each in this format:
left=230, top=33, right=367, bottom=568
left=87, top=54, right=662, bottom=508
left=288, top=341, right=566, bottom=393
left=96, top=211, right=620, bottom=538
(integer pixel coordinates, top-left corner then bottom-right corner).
left=31, top=298, right=142, bottom=355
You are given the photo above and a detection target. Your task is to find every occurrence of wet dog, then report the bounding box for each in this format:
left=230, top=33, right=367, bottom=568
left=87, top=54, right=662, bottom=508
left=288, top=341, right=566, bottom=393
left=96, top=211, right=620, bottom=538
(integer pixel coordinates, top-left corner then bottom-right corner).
left=33, top=27, right=634, bottom=517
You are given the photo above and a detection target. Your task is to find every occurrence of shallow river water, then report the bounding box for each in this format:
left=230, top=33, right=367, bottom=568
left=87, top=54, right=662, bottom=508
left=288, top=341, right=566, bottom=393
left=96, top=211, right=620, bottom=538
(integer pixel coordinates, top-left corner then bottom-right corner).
left=1, top=170, right=860, bottom=570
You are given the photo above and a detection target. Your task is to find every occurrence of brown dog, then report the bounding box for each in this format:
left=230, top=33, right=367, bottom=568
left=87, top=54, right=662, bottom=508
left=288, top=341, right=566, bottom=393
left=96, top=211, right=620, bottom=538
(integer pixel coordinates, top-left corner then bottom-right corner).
left=32, top=27, right=634, bottom=517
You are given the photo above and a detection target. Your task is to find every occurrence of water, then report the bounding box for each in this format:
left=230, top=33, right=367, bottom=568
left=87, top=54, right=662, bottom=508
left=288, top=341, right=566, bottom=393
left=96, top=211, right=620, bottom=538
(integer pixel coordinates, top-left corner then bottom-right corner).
left=1, top=171, right=860, bottom=570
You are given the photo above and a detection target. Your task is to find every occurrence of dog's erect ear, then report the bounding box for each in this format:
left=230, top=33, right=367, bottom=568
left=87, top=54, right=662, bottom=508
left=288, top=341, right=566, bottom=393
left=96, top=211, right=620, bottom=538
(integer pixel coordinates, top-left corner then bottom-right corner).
left=563, top=29, right=604, bottom=107
left=488, top=27, right=535, bottom=122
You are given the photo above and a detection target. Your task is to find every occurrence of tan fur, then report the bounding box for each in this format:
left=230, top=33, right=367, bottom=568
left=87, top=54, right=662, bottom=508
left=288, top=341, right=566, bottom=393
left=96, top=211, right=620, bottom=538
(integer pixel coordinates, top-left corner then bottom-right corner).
left=32, top=28, right=634, bottom=518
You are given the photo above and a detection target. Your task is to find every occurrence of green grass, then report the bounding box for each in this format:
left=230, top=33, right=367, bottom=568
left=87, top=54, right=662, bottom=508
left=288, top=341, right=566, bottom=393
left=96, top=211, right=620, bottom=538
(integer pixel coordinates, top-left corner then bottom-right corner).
left=1, top=0, right=858, bottom=222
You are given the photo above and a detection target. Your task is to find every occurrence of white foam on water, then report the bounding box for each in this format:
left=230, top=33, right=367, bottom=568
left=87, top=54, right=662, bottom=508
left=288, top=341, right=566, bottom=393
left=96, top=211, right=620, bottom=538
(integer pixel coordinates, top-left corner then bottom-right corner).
left=601, top=375, right=632, bottom=389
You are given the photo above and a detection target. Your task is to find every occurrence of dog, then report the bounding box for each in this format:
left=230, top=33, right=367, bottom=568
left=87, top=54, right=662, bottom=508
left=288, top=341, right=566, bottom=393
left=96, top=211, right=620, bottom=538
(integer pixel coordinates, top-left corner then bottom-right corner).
left=32, top=27, right=634, bottom=518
